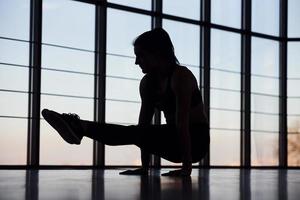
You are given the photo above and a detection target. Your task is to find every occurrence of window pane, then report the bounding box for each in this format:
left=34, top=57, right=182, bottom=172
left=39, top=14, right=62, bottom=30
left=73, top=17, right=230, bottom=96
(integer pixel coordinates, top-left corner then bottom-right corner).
left=287, top=116, right=300, bottom=166
left=107, top=9, right=151, bottom=57
left=106, top=101, right=140, bottom=124
left=287, top=43, right=300, bottom=78
left=41, top=70, right=94, bottom=98
left=106, top=77, right=140, bottom=102
left=0, top=91, right=28, bottom=117
left=105, top=101, right=141, bottom=166
left=163, top=20, right=200, bottom=68
left=0, top=0, right=30, bottom=166
left=210, top=110, right=240, bottom=130
left=0, top=39, right=29, bottom=66
left=252, top=38, right=279, bottom=77
left=108, top=0, right=151, bottom=10
left=210, top=129, right=240, bottom=166
left=42, top=0, right=95, bottom=50
left=211, top=70, right=240, bottom=91
left=251, top=40, right=279, bottom=124
left=288, top=42, right=300, bottom=166
left=288, top=99, right=300, bottom=115
left=163, top=0, right=200, bottom=20
left=40, top=95, right=93, bottom=165
left=42, top=45, right=94, bottom=74
left=288, top=80, right=300, bottom=97
left=0, top=64, right=29, bottom=169
left=251, top=77, right=279, bottom=96
left=251, top=114, right=279, bottom=132
left=251, top=36, right=279, bottom=166
left=106, top=55, right=143, bottom=80
left=0, top=0, right=30, bottom=40
left=288, top=0, right=300, bottom=37
left=105, top=9, right=150, bottom=166
left=210, top=29, right=241, bottom=166
left=40, top=0, right=95, bottom=165
left=288, top=116, right=299, bottom=133
left=252, top=132, right=278, bottom=166
left=211, top=29, right=241, bottom=72
left=252, top=0, right=279, bottom=36
left=211, top=0, right=241, bottom=28
left=252, top=94, right=279, bottom=114
left=0, top=64, right=28, bottom=92
left=0, top=118, right=27, bottom=164
left=211, top=89, right=240, bottom=110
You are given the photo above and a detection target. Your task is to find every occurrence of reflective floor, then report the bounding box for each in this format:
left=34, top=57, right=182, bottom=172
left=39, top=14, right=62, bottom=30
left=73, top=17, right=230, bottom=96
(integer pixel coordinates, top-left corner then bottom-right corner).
left=0, top=169, right=299, bottom=200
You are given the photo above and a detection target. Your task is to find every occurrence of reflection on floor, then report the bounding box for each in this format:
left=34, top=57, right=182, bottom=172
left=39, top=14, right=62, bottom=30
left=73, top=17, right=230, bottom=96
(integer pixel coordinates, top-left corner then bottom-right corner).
left=0, top=169, right=299, bottom=200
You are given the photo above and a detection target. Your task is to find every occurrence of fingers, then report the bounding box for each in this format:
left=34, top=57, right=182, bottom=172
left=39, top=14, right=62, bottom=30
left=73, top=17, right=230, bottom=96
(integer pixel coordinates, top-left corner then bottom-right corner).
left=161, top=169, right=191, bottom=177
left=119, top=168, right=191, bottom=176
left=119, top=168, right=148, bottom=176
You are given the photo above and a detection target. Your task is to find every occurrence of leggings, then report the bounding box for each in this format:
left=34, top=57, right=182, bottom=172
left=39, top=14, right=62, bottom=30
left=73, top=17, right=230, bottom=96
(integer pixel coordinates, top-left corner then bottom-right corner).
left=82, top=121, right=210, bottom=163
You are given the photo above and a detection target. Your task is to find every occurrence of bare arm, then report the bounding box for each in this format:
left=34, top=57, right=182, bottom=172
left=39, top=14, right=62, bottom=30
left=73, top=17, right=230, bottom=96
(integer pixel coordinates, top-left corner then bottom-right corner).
left=138, top=76, right=155, bottom=125
left=139, top=76, right=155, bottom=170
left=171, top=68, right=195, bottom=176
left=120, top=75, right=154, bottom=175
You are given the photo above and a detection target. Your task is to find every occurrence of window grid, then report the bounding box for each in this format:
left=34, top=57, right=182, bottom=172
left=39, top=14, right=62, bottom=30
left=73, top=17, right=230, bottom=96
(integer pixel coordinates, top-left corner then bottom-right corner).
left=1, top=0, right=300, bottom=167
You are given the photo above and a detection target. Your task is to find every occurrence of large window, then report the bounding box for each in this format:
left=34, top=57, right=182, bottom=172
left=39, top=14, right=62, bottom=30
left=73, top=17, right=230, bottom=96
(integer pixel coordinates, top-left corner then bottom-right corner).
left=0, top=0, right=30, bottom=165
left=0, top=0, right=299, bottom=168
left=40, top=0, right=94, bottom=165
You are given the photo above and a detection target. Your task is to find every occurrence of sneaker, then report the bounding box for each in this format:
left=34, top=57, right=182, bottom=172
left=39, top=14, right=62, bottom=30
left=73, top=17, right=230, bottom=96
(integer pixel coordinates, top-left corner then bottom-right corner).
left=42, top=109, right=83, bottom=144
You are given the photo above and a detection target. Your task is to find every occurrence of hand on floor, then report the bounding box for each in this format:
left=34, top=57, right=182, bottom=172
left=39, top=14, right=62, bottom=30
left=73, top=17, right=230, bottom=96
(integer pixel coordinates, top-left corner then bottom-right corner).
left=161, top=169, right=191, bottom=177
left=119, top=168, right=148, bottom=176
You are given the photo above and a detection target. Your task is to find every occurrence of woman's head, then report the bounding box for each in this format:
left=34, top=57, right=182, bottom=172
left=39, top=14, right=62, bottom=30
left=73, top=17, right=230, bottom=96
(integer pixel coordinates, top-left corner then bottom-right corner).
left=133, top=28, right=179, bottom=74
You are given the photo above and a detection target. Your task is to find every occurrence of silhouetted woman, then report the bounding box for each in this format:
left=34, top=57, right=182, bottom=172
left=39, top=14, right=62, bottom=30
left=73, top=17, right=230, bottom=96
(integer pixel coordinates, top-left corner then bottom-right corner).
left=42, top=28, right=209, bottom=176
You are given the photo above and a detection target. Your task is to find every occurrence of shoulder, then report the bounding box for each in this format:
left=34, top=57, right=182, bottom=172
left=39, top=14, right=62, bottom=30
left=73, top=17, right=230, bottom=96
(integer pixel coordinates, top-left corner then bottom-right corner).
left=140, top=74, right=153, bottom=90
left=139, top=74, right=155, bottom=98
left=171, top=66, right=197, bottom=92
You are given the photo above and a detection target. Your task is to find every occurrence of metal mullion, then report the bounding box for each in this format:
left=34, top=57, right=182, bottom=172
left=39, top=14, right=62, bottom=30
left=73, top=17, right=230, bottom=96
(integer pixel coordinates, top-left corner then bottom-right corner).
left=108, top=2, right=153, bottom=16
left=241, top=0, right=251, bottom=167
left=200, top=0, right=211, bottom=167
left=93, top=0, right=106, bottom=167
left=287, top=38, right=300, bottom=42
left=27, top=0, right=42, bottom=167
left=150, top=0, right=162, bottom=168
left=279, top=0, right=288, bottom=167
left=0, top=36, right=30, bottom=43
left=152, top=0, right=162, bottom=28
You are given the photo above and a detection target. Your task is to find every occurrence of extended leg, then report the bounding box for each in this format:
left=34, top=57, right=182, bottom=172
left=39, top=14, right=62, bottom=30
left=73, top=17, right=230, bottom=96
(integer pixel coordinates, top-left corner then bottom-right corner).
left=81, top=120, right=143, bottom=146
left=82, top=120, right=183, bottom=162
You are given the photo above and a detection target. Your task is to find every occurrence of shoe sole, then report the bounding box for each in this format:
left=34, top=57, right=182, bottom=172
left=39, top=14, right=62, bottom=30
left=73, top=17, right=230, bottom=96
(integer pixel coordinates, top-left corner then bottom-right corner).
left=42, top=109, right=81, bottom=145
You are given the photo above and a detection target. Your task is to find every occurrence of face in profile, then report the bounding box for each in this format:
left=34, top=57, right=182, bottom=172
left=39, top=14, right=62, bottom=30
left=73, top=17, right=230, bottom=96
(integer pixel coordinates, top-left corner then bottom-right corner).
left=134, top=46, right=161, bottom=74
